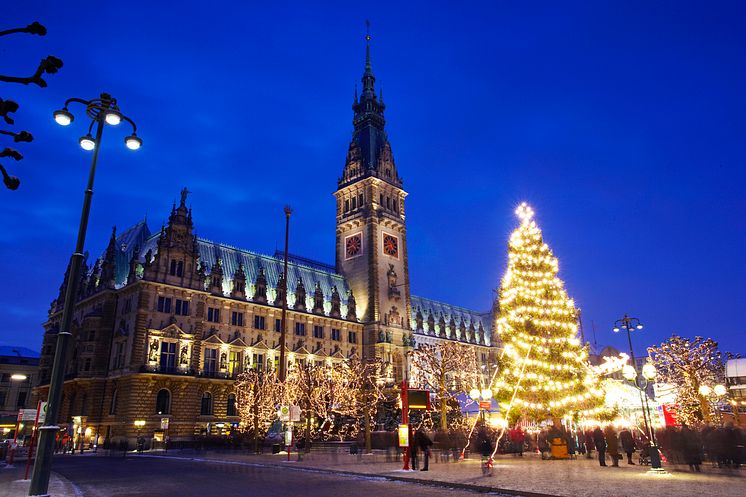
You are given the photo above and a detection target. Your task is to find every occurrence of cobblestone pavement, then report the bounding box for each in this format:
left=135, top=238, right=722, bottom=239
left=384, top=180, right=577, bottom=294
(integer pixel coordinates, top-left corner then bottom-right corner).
left=133, top=448, right=745, bottom=497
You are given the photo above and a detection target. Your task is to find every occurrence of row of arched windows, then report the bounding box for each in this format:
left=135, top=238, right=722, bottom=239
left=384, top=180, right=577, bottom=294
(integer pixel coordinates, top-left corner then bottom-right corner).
left=107, top=388, right=237, bottom=417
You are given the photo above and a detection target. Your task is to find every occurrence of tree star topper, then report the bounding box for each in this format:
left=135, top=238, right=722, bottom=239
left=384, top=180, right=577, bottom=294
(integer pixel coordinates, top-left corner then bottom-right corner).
left=515, top=202, right=534, bottom=223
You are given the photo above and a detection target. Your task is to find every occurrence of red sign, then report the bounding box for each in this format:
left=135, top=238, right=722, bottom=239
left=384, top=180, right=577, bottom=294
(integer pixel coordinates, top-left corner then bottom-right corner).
left=479, top=401, right=491, bottom=410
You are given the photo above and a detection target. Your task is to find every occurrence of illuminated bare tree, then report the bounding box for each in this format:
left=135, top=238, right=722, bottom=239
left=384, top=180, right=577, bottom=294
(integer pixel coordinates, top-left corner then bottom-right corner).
left=410, top=341, right=480, bottom=431
left=234, top=369, right=284, bottom=453
left=648, top=335, right=728, bottom=425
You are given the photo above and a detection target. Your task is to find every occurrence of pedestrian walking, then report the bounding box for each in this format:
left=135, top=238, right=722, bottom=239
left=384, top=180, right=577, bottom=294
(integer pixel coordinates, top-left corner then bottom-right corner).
left=592, top=426, right=607, bottom=467
left=681, top=424, right=703, bottom=472
left=619, top=428, right=635, bottom=465
left=604, top=425, right=620, bottom=467
left=510, top=426, right=525, bottom=456
left=415, top=428, right=433, bottom=471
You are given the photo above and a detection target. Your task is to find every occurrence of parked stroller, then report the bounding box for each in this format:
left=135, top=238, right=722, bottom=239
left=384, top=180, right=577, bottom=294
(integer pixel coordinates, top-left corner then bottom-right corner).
left=639, top=443, right=651, bottom=465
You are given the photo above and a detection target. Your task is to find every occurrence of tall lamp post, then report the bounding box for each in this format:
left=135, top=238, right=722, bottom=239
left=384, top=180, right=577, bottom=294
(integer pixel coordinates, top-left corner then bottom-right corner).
left=29, top=93, right=140, bottom=496
left=613, top=314, right=663, bottom=471
left=469, top=388, right=493, bottom=424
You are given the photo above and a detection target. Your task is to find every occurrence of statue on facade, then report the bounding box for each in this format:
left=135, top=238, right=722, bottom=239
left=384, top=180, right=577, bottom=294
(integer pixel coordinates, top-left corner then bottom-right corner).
left=148, top=339, right=159, bottom=362
left=387, top=264, right=401, bottom=301
left=179, top=345, right=189, bottom=366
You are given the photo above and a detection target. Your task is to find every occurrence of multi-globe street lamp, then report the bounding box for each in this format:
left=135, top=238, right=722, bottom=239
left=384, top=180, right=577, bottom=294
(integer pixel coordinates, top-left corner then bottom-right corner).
left=469, top=388, right=493, bottom=423
left=29, top=93, right=140, bottom=496
left=613, top=314, right=663, bottom=470
left=699, top=383, right=728, bottom=425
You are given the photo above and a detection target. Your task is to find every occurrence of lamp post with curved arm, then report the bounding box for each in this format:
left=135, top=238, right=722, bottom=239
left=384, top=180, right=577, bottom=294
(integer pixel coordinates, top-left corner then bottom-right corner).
left=613, top=314, right=663, bottom=471
left=29, top=93, right=140, bottom=496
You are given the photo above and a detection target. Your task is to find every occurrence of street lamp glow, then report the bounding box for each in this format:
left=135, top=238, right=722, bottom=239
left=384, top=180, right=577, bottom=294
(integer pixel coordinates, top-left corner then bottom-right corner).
left=698, top=385, right=712, bottom=396
left=125, top=134, right=142, bottom=150
left=622, top=364, right=637, bottom=380
left=469, top=388, right=480, bottom=400
left=53, top=109, right=73, bottom=126
left=10, top=374, right=27, bottom=381
left=79, top=134, right=96, bottom=151
left=636, top=324, right=643, bottom=330
left=612, top=327, right=620, bottom=333
left=642, top=363, right=657, bottom=381
left=713, top=384, right=727, bottom=397
left=133, top=420, right=146, bottom=427
left=104, top=111, right=121, bottom=125
left=480, top=389, right=492, bottom=400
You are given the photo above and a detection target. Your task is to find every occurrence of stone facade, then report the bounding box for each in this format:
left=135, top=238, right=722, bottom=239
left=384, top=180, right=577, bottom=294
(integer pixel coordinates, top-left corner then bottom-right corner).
left=34, top=40, right=496, bottom=447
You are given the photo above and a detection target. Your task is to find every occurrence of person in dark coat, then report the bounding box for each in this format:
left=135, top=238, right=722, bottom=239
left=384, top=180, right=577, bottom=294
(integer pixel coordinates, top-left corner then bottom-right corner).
left=619, top=428, right=635, bottom=465
left=477, top=426, right=493, bottom=457
left=592, top=426, right=607, bottom=467
left=414, top=428, right=433, bottom=471
left=604, top=425, right=620, bottom=467
left=584, top=429, right=595, bottom=459
left=680, top=424, right=703, bottom=471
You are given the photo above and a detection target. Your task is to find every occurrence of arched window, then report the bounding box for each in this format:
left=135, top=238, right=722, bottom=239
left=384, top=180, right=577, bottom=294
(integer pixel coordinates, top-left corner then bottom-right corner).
left=200, top=392, right=213, bottom=415
left=110, top=389, right=118, bottom=415
left=227, top=394, right=237, bottom=417
left=156, top=389, right=171, bottom=415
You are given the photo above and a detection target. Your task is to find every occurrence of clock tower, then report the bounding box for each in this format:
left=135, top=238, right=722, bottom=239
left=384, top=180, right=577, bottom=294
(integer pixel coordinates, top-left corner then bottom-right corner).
left=334, top=35, right=413, bottom=378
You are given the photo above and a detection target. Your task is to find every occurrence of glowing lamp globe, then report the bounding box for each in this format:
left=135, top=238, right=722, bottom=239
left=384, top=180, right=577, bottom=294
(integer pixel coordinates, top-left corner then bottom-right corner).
left=79, top=134, right=96, bottom=151
left=698, top=385, right=712, bottom=396
left=53, top=109, right=73, bottom=126
left=105, top=111, right=121, bottom=125
left=125, top=134, right=142, bottom=150
left=469, top=389, right=480, bottom=400
left=641, top=363, right=657, bottom=381
left=622, top=364, right=637, bottom=381
left=636, top=324, right=643, bottom=330
left=481, top=389, right=492, bottom=400
left=713, top=384, right=727, bottom=397
left=613, top=327, right=620, bottom=333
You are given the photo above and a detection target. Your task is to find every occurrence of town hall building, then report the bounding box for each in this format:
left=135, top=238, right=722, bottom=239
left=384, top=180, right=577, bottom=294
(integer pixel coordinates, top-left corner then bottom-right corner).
left=35, top=40, right=496, bottom=446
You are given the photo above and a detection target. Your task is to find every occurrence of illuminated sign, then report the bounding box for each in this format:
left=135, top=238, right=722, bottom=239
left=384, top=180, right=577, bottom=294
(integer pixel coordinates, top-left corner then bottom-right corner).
left=398, top=424, right=409, bottom=447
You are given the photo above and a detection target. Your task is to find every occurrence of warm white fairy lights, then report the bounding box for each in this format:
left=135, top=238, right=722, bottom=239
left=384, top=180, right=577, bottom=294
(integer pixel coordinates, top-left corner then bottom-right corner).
left=494, top=203, right=604, bottom=418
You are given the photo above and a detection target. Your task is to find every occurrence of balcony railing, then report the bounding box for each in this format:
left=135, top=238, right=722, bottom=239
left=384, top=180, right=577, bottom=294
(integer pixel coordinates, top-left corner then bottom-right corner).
left=139, top=364, right=195, bottom=376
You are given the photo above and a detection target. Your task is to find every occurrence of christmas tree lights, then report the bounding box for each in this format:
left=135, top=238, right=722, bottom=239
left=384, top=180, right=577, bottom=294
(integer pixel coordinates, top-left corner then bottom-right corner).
left=494, top=203, right=603, bottom=421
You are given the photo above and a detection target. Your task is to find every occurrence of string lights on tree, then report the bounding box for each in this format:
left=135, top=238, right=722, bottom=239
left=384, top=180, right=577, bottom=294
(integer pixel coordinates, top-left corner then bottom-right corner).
left=493, top=203, right=604, bottom=422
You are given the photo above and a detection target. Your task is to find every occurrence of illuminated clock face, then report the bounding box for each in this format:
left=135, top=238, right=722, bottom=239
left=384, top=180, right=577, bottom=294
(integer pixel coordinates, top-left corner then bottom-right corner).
left=383, top=234, right=398, bottom=258
left=345, top=234, right=362, bottom=259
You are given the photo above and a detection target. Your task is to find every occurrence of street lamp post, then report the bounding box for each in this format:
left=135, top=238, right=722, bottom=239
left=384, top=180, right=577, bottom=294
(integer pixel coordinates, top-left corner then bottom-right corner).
left=279, top=206, right=292, bottom=382
left=29, top=93, right=140, bottom=497
left=613, top=314, right=663, bottom=471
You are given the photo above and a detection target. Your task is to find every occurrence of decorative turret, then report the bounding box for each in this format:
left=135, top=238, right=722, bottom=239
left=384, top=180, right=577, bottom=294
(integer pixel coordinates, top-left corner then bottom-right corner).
left=98, top=226, right=118, bottom=290
left=449, top=316, right=458, bottom=340
left=127, top=246, right=140, bottom=285
left=329, top=286, right=341, bottom=318
left=427, top=311, right=435, bottom=335
left=231, top=262, right=247, bottom=299
left=253, top=266, right=267, bottom=303
left=293, top=279, right=306, bottom=311
left=415, top=307, right=424, bottom=331
left=312, top=282, right=325, bottom=315
left=274, top=272, right=286, bottom=307
left=438, top=314, right=447, bottom=338
left=209, top=258, right=224, bottom=295
left=85, top=259, right=100, bottom=295
left=346, top=290, right=357, bottom=321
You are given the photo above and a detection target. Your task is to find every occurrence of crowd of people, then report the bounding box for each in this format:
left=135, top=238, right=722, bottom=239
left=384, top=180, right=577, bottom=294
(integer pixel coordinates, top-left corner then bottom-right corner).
left=525, top=422, right=745, bottom=471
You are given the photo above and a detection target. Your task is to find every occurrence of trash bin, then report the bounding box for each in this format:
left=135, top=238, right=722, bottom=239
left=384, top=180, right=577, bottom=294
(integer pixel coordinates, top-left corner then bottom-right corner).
left=350, top=443, right=359, bottom=455
left=271, top=444, right=281, bottom=454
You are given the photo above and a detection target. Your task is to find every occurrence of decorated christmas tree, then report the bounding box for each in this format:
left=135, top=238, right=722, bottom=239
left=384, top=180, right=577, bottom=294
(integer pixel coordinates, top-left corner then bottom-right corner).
left=493, top=203, right=603, bottom=422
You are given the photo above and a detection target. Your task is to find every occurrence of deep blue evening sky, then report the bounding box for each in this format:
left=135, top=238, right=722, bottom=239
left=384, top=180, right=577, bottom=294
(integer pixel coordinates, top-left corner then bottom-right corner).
left=1, top=1, right=744, bottom=356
